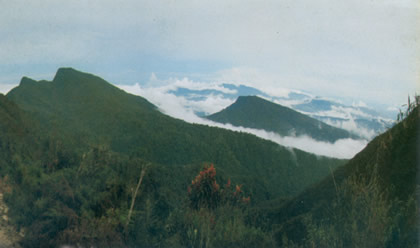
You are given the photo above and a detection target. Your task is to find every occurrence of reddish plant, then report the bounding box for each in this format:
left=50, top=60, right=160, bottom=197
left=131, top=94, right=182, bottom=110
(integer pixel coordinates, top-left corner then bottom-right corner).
left=188, top=164, right=220, bottom=209
left=187, top=164, right=250, bottom=210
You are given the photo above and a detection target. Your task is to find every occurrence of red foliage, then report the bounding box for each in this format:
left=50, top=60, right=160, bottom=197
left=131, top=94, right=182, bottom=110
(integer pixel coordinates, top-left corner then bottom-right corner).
left=188, top=164, right=221, bottom=209
left=188, top=164, right=250, bottom=209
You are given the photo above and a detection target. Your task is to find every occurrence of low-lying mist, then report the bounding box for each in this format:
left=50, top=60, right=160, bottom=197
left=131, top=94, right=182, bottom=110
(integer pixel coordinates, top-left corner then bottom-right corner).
left=118, top=83, right=368, bottom=159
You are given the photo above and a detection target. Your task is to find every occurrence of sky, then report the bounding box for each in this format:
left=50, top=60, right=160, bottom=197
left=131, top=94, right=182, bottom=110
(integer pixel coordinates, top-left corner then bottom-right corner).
left=0, top=0, right=419, bottom=107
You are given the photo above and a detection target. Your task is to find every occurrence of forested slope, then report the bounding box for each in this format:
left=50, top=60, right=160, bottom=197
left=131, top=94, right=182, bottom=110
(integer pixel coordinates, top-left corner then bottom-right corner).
left=269, top=104, right=419, bottom=247
left=207, top=95, right=359, bottom=142
left=2, top=68, right=346, bottom=246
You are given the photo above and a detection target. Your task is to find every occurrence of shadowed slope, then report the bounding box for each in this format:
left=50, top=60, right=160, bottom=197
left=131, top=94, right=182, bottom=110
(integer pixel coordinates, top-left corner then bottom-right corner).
left=207, top=95, right=359, bottom=142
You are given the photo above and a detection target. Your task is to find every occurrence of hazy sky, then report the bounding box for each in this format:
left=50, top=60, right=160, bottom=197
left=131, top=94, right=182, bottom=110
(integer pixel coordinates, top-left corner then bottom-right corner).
left=1, top=0, right=419, bottom=107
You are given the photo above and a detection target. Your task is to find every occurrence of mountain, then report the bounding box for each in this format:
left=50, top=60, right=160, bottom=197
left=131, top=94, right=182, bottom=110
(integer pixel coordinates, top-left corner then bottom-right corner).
left=166, top=83, right=394, bottom=139
left=168, top=83, right=267, bottom=102
left=207, top=95, right=359, bottom=143
left=4, top=68, right=346, bottom=246
left=2, top=68, right=415, bottom=247
left=7, top=68, right=343, bottom=195
left=267, top=105, right=419, bottom=247
left=293, top=97, right=394, bottom=138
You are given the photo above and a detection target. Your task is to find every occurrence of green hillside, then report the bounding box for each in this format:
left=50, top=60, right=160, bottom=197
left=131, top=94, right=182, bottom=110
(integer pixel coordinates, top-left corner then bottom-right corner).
left=7, top=68, right=345, bottom=198
left=2, top=68, right=346, bottom=246
left=207, top=95, right=359, bottom=143
left=1, top=68, right=416, bottom=247
left=0, top=94, right=42, bottom=176
left=268, top=104, right=419, bottom=247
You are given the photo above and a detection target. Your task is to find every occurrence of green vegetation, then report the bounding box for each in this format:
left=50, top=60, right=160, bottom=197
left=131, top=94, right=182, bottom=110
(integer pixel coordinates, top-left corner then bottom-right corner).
left=169, top=164, right=274, bottom=248
left=397, top=94, right=420, bottom=122
left=6, top=68, right=345, bottom=200
left=0, top=68, right=346, bottom=247
left=207, top=95, right=359, bottom=142
left=0, top=68, right=417, bottom=247
left=270, top=104, right=419, bottom=247
left=302, top=168, right=412, bottom=247
left=0, top=94, right=42, bottom=179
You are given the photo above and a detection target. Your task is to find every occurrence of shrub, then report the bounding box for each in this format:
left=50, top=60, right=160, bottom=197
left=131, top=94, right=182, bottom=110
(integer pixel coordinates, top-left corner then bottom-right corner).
left=187, top=164, right=250, bottom=210
left=177, top=164, right=274, bottom=248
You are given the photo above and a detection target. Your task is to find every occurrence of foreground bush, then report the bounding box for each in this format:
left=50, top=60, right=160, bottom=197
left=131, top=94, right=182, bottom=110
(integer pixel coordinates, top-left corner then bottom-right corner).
left=170, top=164, right=274, bottom=248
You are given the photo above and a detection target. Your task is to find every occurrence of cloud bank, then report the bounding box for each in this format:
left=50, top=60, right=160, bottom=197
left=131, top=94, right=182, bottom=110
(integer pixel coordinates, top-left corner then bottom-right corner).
left=117, top=82, right=367, bottom=159
left=121, top=81, right=235, bottom=118
left=323, top=118, right=377, bottom=140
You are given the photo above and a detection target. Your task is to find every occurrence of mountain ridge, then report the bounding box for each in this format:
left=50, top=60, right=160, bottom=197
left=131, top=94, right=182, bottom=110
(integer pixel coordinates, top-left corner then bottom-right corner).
left=0, top=68, right=416, bottom=247
left=6, top=67, right=345, bottom=199
left=164, top=82, right=394, bottom=138
left=207, top=95, right=359, bottom=143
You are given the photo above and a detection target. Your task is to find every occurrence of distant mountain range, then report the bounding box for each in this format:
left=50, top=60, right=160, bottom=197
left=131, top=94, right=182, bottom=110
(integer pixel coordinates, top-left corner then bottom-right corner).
left=207, top=95, right=359, bottom=143
left=168, top=83, right=395, bottom=139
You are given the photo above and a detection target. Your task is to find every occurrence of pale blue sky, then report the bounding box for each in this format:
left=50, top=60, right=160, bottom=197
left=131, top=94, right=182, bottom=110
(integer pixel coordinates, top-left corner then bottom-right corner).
left=1, top=0, right=419, bottom=108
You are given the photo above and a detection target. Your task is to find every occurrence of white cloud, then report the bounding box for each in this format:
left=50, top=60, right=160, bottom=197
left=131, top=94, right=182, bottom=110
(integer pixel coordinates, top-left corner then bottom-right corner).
left=186, top=94, right=234, bottom=115
left=119, top=82, right=234, bottom=118
left=117, top=82, right=367, bottom=159
left=170, top=77, right=237, bottom=95
left=267, top=134, right=367, bottom=159
left=319, top=106, right=368, bottom=120
left=215, top=124, right=367, bottom=159
left=297, top=103, right=383, bottom=121
left=323, top=118, right=377, bottom=140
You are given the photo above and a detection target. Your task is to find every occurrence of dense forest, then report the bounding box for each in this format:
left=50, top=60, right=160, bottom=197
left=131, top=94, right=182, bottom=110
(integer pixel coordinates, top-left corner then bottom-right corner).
left=0, top=68, right=418, bottom=247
